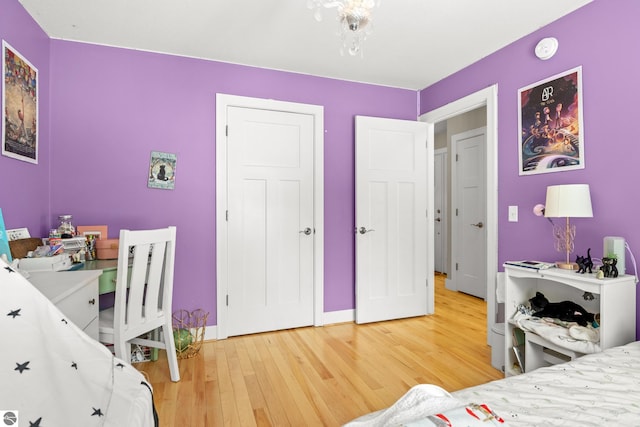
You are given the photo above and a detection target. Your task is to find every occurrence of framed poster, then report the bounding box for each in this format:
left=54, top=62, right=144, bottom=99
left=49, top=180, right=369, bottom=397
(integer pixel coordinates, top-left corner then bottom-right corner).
left=2, top=40, right=38, bottom=164
left=518, top=66, right=583, bottom=175
left=148, top=151, right=177, bottom=190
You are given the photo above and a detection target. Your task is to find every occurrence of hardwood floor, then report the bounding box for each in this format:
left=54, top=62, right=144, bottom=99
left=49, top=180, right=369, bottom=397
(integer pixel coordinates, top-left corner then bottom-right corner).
left=137, top=274, right=503, bottom=426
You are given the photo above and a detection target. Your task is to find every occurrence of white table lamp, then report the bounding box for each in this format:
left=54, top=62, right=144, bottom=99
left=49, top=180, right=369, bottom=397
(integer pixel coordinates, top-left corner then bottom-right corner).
left=544, top=184, right=593, bottom=270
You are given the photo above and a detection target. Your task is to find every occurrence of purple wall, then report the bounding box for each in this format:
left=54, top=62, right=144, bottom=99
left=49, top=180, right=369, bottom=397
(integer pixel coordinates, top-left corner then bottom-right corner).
left=420, top=0, right=640, bottom=336
left=46, top=41, right=417, bottom=324
left=5, top=0, right=639, bottom=335
left=0, top=0, right=50, bottom=235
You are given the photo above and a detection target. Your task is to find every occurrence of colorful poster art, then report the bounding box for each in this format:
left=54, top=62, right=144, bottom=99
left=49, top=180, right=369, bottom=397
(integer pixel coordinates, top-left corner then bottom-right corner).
left=148, top=151, right=177, bottom=190
left=2, top=40, right=38, bottom=164
left=518, top=67, right=584, bottom=175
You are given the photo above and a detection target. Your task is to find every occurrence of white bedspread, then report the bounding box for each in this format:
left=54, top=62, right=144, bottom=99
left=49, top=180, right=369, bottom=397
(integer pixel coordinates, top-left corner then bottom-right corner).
left=0, top=258, right=156, bottom=426
left=346, top=342, right=640, bottom=426
left=454, top=341, right=640, bottom=426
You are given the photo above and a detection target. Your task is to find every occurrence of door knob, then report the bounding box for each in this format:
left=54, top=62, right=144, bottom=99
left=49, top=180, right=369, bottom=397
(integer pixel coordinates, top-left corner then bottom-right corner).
left=471, top=222, right=484, bottom=228
left=358, top=227, right=375, bottom=234
left=299, top=227, right=312, bottom=235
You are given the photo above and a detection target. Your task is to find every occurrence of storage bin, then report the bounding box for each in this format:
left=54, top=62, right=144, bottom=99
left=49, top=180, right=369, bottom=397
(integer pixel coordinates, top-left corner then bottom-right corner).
left=96, top=238, right=119, bottom=259
left=490, top=322, right=505, bottom=372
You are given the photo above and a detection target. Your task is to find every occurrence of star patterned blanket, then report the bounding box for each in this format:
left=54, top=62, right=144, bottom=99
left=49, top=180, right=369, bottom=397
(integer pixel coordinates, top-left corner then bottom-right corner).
left=0, top=258, right=157, bottom=426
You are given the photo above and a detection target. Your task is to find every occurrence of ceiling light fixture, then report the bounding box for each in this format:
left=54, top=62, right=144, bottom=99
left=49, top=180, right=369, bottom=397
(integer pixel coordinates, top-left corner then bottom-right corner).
left=308, top=0, right=381, bottom=57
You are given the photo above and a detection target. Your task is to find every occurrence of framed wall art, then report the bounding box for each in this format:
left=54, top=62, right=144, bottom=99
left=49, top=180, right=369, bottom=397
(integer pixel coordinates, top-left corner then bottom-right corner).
left=148, top=151, right=177, bottom=190
left=518, top=66, right=584, bottom=176
left=2, top=40, right=38, bottom=164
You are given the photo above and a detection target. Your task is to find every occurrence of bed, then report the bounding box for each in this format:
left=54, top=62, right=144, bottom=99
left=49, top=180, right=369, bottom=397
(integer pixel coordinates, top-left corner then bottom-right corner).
left=0, top=257, right=157, bottom=426
left=345, top=340, right=640, bottom=426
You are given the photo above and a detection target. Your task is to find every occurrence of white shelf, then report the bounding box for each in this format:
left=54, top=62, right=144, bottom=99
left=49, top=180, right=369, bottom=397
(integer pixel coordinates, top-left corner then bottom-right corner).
left=503, top=264, right=636, bottom=376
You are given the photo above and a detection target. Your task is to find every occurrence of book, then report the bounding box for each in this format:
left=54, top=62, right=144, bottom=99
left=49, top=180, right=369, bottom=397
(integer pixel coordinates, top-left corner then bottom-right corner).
left=512, top=327, right=525, bottom=347
left=513, top=345, right=525, bottom=372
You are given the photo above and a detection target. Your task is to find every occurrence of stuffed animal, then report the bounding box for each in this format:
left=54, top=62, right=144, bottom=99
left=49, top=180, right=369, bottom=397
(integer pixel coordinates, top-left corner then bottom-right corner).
left=529, top=292, right=595, bottom=327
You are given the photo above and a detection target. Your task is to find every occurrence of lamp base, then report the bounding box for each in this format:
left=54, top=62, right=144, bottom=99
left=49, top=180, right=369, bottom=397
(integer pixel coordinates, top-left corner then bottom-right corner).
left=555, top=261, right=578, bottom=270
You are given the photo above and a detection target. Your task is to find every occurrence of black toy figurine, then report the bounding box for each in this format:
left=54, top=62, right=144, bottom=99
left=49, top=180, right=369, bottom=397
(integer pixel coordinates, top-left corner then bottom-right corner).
left=576, top=248, right=593, bottom=274
left=601, top=257, right=619, bottom=278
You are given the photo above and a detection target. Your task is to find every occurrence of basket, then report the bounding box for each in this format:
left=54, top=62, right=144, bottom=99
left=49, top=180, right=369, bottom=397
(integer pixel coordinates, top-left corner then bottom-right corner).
left=172, top=309, right=209, bottom=359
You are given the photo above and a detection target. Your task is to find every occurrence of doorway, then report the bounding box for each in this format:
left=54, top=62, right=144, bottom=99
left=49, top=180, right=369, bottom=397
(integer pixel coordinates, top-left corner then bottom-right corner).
left=420, top=85, right=499, bottom=343
left=215, top=94, right=325, bottom=339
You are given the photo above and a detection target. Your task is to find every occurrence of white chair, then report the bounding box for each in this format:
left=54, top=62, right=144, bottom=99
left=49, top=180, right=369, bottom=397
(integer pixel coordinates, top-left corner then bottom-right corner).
left=99, top=226, right=180, bottom=382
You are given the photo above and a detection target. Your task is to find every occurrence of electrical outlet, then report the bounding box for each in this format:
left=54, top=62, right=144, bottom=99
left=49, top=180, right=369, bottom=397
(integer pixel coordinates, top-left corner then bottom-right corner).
left=508, top=206, right=518, bottom=222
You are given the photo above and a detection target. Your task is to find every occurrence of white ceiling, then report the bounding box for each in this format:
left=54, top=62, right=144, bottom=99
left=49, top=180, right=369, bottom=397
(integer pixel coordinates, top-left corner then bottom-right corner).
left=19, top=0, right=591, bottom=90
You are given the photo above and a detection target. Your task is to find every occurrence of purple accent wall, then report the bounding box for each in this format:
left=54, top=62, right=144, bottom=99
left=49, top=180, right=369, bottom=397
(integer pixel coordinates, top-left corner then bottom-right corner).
left=0, top=1, right=50, bottom=235
left=420, top=0, right=640, bottom=337
left=4, top=0, right=640, bottom=336
left=46, top=41, right=417, bottom=323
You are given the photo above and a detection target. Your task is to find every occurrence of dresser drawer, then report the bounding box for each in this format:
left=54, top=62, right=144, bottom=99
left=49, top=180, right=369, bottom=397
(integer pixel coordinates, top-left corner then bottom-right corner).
left=29, top=271, right=103, bottom=341
left=55, top=277, right=99, bottom=333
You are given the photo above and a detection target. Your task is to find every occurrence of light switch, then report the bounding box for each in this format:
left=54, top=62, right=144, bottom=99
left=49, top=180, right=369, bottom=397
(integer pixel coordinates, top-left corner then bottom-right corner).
left=508, top=205, right=518, bottom=222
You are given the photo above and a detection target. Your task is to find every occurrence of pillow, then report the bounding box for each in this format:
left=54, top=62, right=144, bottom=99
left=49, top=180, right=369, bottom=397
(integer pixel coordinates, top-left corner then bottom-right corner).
left=403, top=403, right=509, bottom=426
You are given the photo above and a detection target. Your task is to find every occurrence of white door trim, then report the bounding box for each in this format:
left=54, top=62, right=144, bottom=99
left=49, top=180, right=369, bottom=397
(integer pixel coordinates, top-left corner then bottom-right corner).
left=434, top=148, right=447, bottom=275
left=215, top=94, right=324, bottom=339
left=419, top=85, right=498, bottom=343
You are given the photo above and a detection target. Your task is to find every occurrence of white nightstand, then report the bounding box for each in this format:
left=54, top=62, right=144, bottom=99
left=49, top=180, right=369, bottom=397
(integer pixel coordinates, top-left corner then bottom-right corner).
left=28, top=270, right=102, bottom=340
left=504, top=264, right=637, bottom=376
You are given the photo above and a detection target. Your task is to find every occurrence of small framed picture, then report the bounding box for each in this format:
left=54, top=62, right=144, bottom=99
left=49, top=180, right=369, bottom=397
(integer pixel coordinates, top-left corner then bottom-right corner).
left=77, top=225, right=108, bottom=239
left=148, top=151, right=177, bottom=190
left=518, top=66, right=584, bottom=175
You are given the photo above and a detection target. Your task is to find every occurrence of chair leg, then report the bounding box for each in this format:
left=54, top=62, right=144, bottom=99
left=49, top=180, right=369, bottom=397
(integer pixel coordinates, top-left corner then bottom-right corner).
left=163, top=323, right=180, bottom=382
left=114, top=338, right=131, bottom=364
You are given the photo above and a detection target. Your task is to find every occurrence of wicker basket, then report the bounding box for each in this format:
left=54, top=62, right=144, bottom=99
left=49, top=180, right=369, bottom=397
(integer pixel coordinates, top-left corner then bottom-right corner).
left=172, top=309, right=208, bottom=359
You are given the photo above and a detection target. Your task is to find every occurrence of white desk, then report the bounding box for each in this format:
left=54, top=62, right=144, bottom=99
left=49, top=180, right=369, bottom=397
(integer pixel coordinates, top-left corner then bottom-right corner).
left=28, top=270, right=102, bottom=340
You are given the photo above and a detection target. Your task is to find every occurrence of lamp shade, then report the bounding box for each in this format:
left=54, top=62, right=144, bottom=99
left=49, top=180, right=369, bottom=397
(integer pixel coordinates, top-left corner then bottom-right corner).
left=544, top=184, right=593, bottom=218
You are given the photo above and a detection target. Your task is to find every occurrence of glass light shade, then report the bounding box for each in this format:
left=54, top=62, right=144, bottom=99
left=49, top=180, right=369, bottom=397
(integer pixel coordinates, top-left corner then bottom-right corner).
left=308, top=0, right=380, bottom=56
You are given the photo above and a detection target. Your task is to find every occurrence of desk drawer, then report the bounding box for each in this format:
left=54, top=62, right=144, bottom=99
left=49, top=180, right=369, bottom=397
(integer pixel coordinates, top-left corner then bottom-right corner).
left=56, top=278, right=99, bottom=335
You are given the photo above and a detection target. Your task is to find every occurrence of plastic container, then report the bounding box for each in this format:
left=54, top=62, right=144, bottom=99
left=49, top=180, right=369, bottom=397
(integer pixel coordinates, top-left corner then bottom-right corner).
left=96, top=238, right=119, bottom=259
left=490, top=323, right=505, bottom=372
left=57, top=215, right=75, bottom=237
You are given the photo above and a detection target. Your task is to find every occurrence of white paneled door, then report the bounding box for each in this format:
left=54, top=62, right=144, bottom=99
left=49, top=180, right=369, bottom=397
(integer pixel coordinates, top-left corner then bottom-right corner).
left=226, top=106, right=314, bottom=336
left=453, top=127, right=487, bottom=299
left=355, top=116, right=431, bottom=324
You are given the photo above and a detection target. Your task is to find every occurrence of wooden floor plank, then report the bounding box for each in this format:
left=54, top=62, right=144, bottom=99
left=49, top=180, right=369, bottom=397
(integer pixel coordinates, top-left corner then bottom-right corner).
left=136, top=275, right=503, bottom=426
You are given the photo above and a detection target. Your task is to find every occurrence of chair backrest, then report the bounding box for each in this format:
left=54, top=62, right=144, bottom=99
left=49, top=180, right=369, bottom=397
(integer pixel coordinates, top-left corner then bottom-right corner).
left=113, top=226, right=176, bottom=337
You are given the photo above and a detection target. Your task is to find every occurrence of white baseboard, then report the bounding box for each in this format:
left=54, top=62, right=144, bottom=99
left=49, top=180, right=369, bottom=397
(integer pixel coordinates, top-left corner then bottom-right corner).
left=203, top=326, right=217, bottom=341
left=322, top=309, right=355, bottom=325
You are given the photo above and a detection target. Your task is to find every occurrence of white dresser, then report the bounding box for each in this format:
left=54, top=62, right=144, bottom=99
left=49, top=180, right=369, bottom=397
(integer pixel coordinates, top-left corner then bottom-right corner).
left=28, top=270, right=102, bottom=340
